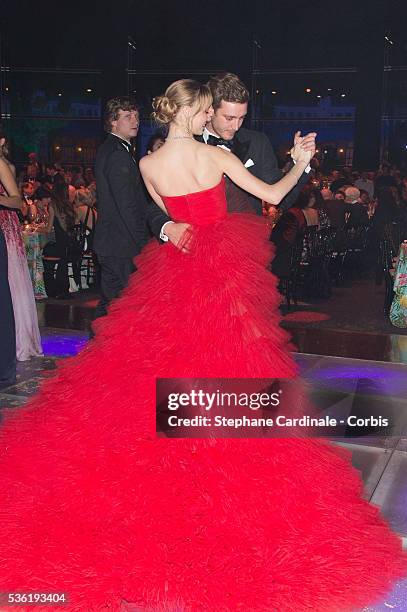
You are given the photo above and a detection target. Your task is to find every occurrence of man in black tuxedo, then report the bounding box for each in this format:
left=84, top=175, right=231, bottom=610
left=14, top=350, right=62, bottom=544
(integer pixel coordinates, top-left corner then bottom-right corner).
left=94, top=98, right=175, bottom=319
left=198, top=73, right=316, bottom=213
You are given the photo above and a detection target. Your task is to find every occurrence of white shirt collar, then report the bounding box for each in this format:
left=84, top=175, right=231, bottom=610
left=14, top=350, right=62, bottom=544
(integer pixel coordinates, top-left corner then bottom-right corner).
left=203, top=126, right=220, bottom=143
left=110, top=132, right=131, bottom=147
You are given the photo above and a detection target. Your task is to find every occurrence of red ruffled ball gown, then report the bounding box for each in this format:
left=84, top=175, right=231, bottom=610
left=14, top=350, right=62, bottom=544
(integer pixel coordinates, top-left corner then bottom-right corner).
left=0, top=179, right=405, bottom=611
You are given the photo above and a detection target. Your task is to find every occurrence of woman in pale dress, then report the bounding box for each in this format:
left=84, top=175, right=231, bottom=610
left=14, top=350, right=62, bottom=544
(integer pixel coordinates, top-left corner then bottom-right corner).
left=0, top=126, right=42, bottom=361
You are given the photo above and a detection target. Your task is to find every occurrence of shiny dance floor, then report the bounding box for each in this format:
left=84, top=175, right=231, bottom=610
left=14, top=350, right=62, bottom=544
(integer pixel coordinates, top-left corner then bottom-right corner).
left=0, top=328, right=406, bottom=610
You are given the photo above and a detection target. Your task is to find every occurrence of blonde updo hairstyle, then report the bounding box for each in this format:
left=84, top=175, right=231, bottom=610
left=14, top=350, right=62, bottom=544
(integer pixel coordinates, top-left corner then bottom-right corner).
left=152, top=79, right=212, bottom=128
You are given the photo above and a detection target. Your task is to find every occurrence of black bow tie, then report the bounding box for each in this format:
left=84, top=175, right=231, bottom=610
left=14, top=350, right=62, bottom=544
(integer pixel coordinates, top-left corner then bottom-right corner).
left=206, top=134, right=235, bottom=150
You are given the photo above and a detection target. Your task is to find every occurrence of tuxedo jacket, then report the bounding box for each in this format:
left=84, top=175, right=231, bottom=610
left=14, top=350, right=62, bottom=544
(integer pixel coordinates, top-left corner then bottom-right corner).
left=198, top=127, right=310, bottom=214
left=94, top=134, right=169, bottom=258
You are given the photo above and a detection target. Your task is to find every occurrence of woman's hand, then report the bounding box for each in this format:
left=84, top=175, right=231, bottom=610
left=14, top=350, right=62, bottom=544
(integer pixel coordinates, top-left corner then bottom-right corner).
left=291, top=138, right=313, bottom=166
left=291, top=131, right=316, bottom=166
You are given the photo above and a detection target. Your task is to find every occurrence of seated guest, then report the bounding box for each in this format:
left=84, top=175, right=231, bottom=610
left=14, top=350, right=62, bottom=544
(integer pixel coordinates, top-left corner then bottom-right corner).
left=270, top=202, right=307, bottom=280
left=330, top=170, right=348, bottom=193
left=26, top=152, right=42, bottom=181
left=373, top=186, right=405, bottom=238
left=321, top=188, right=333, bottom=200
left=63, top=170, right=77, bottom=204
left=375, top=164, right=397, bottom=194
left=355, top=170, right=374, bottom=199
left=324, top=193, right=348, bottom=229
left=43, top=179, right=79, bottom=299
left=74, top=178, right=96, bottom=208
left=84, top=167, right=95, bottom=186
left=295, top=187, right=330, bottom=228
left=21, top=182, right=36, bottom=221
left=359, top=189, right=371, bottom=206
left=24, top=184, right=51, bottom=225
left=71, top=166, right=84, bottom=186
left=344, top=187, right=369, bottom=226
left=73, top=183, right=97, bottom=250
left=358, top=189, right=375, bottom=219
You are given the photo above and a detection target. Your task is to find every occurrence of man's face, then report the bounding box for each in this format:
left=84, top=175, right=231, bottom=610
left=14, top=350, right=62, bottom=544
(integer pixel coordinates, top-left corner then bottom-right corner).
left=111, top=109, right=140, bottom=141
left=24, top=184, right=35, bottom=197
left=208, top=100, right=248, bottom=141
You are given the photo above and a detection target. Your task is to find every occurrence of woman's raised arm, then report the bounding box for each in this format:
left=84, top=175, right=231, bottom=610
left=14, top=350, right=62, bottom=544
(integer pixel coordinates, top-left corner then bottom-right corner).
left=214, top=139, right=313, bottom=206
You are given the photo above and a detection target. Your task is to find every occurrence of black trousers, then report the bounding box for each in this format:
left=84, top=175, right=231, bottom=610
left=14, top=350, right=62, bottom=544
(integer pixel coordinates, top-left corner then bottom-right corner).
left=0, top=228, right=16, bottom=387
left=94, top=256, right=136, bottom=320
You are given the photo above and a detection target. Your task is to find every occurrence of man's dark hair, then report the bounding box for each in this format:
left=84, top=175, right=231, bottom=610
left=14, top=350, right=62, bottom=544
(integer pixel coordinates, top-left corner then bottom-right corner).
left=104, top=97, right=139, bottom=132
left=207, top=72, right=250, bottom=111
left=35, top=186, right=52, bottom=200
left=147, top=132, right=165, bottom=152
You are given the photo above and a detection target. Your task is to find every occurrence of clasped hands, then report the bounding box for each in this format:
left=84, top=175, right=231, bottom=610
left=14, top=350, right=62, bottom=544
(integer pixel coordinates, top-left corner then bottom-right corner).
left=291, top=130, right=317, bottom=166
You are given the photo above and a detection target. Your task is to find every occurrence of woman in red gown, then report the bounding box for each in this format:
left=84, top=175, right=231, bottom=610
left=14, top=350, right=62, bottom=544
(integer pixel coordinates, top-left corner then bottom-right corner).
left=0, top=80, right=405, bottom=611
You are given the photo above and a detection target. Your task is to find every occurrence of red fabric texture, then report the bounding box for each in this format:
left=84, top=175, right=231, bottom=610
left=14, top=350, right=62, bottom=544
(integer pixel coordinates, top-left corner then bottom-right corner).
left=0, top=179, right=405, bottom=611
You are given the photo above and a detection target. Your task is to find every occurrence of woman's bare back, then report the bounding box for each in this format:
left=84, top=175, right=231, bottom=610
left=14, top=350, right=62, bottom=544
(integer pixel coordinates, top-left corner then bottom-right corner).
left=140, top=139, right=223, bottom=199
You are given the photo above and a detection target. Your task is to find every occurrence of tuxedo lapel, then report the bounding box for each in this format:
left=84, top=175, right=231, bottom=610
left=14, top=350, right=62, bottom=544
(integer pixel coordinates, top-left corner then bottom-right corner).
left=109, top=134, right=137, bottom=166
left=232, top=135, right=250, bottom=163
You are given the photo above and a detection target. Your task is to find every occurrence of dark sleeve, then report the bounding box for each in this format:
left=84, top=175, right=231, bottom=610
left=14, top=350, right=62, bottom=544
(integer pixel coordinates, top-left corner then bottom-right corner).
left=257, top=133, right=282, bottom=184
left=270, top=212, right=298, bottom=247
left=278, top=168, right=310, bottom=213
left=145, top=198, right=171, bottom=241
left=105, top=150, right=148, bottom=247
left=256, top=134, right=310, bottom=213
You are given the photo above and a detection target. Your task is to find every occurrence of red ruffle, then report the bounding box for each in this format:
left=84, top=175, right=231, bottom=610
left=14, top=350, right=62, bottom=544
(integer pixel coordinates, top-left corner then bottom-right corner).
left=0, top=212, right=405, bottom=611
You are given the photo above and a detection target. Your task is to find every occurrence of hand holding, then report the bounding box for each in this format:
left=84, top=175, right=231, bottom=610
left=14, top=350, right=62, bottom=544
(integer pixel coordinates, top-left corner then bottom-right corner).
left=291, top=138, right=313, bottom=166
left=163, top=222, right=192, bottom=253
left=292, top=131, right=317, bottom=163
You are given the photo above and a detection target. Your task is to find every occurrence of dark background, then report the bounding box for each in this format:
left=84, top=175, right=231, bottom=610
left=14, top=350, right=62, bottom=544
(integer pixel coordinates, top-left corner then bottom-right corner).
left=3, top=0, right=406, bottom=81
left=3, top=0, right=407, bottom=167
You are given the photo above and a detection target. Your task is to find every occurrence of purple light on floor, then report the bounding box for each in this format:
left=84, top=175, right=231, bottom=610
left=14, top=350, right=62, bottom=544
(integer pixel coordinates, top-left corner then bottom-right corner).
left=305, top=363, right=407, bottom=396
left=41, top=332, right=89, bottom=358
left=365, top=574, right=407, bottom=610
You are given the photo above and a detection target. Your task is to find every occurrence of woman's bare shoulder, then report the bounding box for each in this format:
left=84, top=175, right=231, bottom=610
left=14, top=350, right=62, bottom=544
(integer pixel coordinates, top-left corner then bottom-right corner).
left=139, top=153, right=153, bottom=176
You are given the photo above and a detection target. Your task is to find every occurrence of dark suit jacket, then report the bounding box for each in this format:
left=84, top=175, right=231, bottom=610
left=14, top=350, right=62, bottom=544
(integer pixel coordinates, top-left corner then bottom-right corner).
left=347, top=202, right=369, bottom=226
left=197, top=127, right=310, bottom=214
left=324, top=198, right=347, bottom=228
left=94, top=134, right=169, bottom=258
left=270, top=207, right=307, bottom=278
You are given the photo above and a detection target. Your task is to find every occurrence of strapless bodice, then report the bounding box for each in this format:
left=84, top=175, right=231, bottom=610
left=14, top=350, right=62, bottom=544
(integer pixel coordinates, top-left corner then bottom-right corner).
left=161, top=179, right=227, bottom=226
